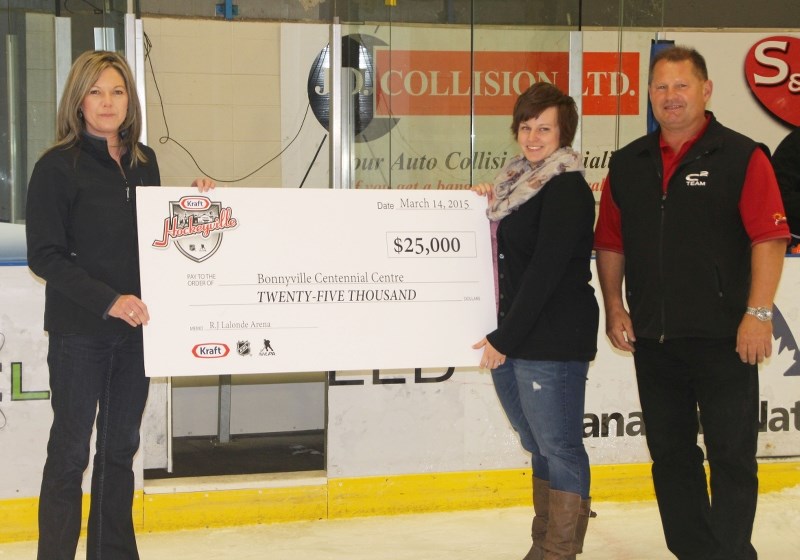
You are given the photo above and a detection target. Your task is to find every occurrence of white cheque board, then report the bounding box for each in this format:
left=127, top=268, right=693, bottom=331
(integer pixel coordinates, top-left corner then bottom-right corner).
left=136, top=187, right=497, bottom=376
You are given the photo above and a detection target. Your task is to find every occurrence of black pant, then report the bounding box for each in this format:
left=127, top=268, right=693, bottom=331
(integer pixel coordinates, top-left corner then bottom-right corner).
left=38, top=332, right=149, bottom=560
left=633, top=337, right=759, bottom=560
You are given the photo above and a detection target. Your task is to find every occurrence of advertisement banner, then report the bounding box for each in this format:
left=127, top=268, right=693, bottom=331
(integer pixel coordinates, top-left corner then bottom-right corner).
left=327, top=259, right=800, bottom=477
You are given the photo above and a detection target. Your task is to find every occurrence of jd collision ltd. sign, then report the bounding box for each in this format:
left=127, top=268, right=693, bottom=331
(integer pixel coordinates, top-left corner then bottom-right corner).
left=308, top=35, right=640, bottom=140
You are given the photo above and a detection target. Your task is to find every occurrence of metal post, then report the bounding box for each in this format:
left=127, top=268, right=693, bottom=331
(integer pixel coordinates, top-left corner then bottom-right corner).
left=94, top=27, right=116, bottom=51
left=166, top=376, right=173, bottom=472
left=124, top=14, right=147, bottom=143
left=55, top=17, right=71, bottom=117
left=340, top=55, right=353, bottom=190
left=5, top=35, right=20, bottom=223
left=568, top=30, right=583, bottom=154
left=330, top=18, right=342, bottom=189
left=218, top=375, right=232, bottom=443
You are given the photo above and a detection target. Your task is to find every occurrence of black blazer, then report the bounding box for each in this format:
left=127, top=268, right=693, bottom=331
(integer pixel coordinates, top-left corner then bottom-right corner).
left=486, top=171, right=599, bottom=362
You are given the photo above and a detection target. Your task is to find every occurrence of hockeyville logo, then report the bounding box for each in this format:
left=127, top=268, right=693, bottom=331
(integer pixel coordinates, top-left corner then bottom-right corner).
left=151, top=196, right=238, bottom=263
left=308, top=34, right=639, bottom=141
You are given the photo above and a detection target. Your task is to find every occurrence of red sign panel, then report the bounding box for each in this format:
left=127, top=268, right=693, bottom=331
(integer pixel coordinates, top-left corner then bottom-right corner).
left=374, top=50, right=639, bottom=116
left=745, top=36, right=800, bottom=127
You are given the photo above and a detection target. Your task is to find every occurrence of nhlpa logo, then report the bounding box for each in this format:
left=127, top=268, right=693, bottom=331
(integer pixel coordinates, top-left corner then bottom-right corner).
left=152, top=196, right=238, bottom=263
left=685, top=171, right=709, bottom=186
left=259, top=339, right=276, bottom=357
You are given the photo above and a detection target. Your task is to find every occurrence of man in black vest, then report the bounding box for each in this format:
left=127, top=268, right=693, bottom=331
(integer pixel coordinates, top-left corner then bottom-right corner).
left=594, top=46, right=789, bottom=560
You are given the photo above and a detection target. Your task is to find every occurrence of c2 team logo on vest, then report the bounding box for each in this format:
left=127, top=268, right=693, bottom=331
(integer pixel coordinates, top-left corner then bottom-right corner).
left=308, top=34, right=398, bottom=142
left=151, top=196, right=238, bottom=263
left=685, top=171, right=709, bottom=186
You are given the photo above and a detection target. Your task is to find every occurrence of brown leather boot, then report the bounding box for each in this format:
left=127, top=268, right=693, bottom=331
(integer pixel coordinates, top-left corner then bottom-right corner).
left=542, top=489, right=583, bottom=560
left=573, top=497, right=596, bottom=554
left=522, top=477, right=549, bottom=560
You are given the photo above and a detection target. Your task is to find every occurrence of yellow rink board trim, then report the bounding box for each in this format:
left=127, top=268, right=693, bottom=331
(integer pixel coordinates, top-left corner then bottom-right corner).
left=140, top=484, right=328, bottom=532
left=0, top=492, right=143, bottom=543
left=1, top=462, right=797, bottom=542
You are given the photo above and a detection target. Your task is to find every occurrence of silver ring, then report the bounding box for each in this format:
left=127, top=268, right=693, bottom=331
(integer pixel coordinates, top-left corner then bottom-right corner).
left=128, top=311, right=136, bottom=318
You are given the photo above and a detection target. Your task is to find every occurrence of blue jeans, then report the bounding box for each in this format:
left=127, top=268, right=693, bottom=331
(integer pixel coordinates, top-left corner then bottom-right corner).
left=491, top=359, right=590, bottom=498
left=38, top=332, right=150, bottom=560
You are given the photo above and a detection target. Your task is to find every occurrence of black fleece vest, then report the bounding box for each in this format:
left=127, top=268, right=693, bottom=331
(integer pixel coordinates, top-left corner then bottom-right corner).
left=608, top=117, right=759, bottom=340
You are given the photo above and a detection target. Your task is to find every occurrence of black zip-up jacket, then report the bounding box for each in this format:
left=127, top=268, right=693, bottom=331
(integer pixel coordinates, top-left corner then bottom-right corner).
left=25, top=133, right=160, bottom=334
left=486, top=171, right=599, bottom=362
left=607, top=114, right=759, bottom=340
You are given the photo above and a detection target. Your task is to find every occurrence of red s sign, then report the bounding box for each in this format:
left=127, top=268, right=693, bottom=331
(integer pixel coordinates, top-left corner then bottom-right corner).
left=744, top=36, right=800, bottom=126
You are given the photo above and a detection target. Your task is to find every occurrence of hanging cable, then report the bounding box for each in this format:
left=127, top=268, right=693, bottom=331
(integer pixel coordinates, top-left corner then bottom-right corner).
left=143, top=32, right=317, bottom=185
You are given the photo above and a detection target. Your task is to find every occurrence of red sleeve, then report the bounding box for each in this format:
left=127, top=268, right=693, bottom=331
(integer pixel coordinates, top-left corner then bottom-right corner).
left=739, top=149, right=791, bottom=245
left=593, top=175, right=624, bottom=253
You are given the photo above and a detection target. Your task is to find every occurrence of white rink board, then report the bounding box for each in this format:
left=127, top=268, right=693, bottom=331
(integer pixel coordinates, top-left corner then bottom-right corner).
left=327, top=259, right=800, bottom=477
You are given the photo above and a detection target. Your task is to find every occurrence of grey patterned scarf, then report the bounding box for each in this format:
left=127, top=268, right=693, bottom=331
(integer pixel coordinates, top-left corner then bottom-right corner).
left=487, top=147, right=584, bottom=221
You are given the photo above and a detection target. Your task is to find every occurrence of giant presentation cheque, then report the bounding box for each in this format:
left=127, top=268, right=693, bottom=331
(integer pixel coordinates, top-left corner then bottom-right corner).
left=136, top=187, right=497, bottom=377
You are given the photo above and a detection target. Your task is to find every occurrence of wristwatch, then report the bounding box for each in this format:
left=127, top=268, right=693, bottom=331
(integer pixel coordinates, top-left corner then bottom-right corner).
left=745, top=306, right=773, bottom=322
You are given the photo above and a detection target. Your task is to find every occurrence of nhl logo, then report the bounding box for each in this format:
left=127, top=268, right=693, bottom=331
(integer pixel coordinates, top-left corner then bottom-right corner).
left=237, top=340, right=251, bottom=356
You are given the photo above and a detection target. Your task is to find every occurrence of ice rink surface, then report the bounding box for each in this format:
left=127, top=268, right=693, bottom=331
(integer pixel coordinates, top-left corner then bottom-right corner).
left=1, top=488, right=798, bottom=559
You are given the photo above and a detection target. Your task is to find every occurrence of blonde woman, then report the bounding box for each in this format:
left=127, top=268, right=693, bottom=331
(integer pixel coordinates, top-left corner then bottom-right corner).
left=26, top=50, right=213, bottom=559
